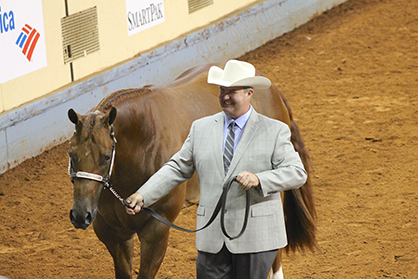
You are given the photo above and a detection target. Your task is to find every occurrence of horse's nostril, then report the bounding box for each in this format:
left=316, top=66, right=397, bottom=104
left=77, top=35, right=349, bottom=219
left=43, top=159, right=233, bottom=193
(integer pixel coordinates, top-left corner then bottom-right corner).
left=85, top=212, right=92, bottom=225
left=69, top=209, right=75, bottom=222
left=70, top=209, right=93, bottom=229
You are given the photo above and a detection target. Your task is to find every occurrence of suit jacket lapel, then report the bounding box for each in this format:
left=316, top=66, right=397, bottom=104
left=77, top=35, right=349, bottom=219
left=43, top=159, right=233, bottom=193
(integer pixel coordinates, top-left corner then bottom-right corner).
left=211, top=113, right=225, bottom=177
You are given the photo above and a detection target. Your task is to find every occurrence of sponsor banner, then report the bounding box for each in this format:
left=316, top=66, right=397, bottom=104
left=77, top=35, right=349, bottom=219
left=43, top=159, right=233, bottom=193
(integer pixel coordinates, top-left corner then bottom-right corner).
left=0, top=0, right=47, bottom=84
left=126, top=0, right=164, bottom=36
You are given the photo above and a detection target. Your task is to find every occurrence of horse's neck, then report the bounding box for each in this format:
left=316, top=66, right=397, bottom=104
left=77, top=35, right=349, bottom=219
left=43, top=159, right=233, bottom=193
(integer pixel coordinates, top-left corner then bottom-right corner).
left=110, top=98, right=164, bottom=192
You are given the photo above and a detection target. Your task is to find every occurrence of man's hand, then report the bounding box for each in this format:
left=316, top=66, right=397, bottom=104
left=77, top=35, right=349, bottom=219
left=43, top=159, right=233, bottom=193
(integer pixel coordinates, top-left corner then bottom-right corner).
left=125, top=193, right=144, bottom=215
left=236, top=171, right=260, bottom=191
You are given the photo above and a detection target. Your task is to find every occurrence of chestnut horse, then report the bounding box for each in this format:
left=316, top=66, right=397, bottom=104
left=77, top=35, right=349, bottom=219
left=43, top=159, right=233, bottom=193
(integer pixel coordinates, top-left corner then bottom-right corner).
left=67, top=63, right=316, bottom=279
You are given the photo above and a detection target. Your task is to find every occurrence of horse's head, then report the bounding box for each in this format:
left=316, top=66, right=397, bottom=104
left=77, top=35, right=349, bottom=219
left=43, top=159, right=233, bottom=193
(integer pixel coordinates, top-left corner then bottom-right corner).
left=67, top=107, right=117, bottom=229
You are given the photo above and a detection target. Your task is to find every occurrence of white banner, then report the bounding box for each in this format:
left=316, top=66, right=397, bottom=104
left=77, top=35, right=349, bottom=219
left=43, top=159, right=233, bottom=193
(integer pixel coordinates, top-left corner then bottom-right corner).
left=0, top=0, right=47, bottom=84
left=126, top=0, right=165, bottom=36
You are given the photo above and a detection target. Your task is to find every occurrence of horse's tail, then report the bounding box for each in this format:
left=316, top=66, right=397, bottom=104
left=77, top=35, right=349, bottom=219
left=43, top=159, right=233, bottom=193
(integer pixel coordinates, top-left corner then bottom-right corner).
left=282, top=95, right=317, bottom=253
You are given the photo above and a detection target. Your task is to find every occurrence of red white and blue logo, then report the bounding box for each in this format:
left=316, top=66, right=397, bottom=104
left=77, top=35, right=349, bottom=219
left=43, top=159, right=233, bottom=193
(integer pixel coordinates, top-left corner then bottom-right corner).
left=0, top=1, right=47, bottom=84
left=15, top=24, right=41, bottom=62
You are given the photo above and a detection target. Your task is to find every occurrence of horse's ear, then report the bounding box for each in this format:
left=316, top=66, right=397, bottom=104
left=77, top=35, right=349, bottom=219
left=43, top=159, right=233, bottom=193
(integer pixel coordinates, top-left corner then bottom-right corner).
left=108, top=107, right=117, bottom=125
left=68, top=108, right=79, bottom=124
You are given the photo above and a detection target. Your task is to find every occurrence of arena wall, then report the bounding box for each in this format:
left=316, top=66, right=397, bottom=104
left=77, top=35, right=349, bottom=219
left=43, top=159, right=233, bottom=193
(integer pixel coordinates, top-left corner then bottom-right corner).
left=0, top=0, right=347, bottom=173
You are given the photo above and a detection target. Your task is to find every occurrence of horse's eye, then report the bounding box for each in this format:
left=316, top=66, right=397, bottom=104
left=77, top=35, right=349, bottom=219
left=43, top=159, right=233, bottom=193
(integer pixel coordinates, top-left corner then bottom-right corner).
left=68, top=152, right=79, bottom=170
left=68, top=151, right=76, bottom=161
left=102, top=153, right=111, bottom=163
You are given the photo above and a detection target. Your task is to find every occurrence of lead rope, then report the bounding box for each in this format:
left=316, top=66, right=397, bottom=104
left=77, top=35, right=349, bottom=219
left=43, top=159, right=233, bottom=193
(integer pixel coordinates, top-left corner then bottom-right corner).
left=135, top=176, right=250, bottom=240
left=69, top=127, right=250, bottom=240
left=107, top=184, right=132, bottom=207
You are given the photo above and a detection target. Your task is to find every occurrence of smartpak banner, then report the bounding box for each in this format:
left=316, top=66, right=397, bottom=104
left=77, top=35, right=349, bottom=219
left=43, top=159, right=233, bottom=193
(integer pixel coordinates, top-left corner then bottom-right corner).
left=126, top=0, right=165, bottom=36
left=0, top=0, right=47, bottom=84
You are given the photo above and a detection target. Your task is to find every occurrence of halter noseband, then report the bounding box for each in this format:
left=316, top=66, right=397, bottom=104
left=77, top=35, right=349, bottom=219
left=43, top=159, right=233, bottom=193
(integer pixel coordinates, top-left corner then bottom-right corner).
left=68, top=125, right=117, bottom=189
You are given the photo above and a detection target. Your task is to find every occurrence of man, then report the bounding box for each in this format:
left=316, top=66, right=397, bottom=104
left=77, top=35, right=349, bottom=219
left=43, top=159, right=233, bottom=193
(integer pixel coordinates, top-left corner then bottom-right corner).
left=126, top=59, right=307, bottom=278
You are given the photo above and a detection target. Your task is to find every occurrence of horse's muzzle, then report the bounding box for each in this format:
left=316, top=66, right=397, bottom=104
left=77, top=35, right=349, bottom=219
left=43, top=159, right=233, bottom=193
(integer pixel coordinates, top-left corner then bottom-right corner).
left=70, top=209, right=94, bottom=230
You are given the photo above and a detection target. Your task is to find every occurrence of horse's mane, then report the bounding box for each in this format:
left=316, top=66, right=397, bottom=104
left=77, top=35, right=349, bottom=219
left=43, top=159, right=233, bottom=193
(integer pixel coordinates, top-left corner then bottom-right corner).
left=97, top=86, right=154, bottom=112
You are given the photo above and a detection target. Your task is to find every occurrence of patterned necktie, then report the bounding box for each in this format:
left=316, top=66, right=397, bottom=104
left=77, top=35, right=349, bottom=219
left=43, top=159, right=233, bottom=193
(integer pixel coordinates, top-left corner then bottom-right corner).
left=223, top=122, right=235, bottom=175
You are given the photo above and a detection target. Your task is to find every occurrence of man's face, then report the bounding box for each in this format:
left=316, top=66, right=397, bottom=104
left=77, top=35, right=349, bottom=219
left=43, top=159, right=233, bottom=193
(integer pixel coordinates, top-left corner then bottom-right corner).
left=219, top=86, right=253, bottom=119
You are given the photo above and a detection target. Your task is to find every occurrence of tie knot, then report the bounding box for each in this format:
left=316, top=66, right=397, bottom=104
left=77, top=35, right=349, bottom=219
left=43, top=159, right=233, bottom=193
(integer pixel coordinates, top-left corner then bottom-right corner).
left=229, top=121, right=236, bottom=131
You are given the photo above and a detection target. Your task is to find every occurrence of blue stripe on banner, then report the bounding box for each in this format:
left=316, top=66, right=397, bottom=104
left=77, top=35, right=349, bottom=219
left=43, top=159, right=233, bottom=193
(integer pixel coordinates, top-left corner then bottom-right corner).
left=20, top=34, right=28, bottom=48
left=16, top=33, right=24, bottom=46
left=16, top=33, right=27, bottom=48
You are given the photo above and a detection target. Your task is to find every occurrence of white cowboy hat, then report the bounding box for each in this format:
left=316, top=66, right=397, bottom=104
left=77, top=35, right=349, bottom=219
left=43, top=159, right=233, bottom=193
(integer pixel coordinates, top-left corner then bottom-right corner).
left=207, top=60, right=271, bottom=90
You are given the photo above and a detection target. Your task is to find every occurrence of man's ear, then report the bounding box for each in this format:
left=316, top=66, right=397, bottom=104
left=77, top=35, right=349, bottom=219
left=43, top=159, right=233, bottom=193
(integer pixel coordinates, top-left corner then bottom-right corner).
left=246, top=88, right=254, bottom=97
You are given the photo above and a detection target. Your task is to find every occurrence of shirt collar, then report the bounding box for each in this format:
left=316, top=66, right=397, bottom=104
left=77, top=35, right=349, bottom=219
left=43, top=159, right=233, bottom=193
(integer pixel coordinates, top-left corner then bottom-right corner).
left=224, top=105, right=253, bottom=130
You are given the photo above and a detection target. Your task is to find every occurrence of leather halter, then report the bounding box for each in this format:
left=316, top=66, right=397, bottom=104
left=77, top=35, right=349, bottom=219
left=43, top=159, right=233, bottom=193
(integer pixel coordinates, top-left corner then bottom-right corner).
left=68, top=125, right=117, bottom=190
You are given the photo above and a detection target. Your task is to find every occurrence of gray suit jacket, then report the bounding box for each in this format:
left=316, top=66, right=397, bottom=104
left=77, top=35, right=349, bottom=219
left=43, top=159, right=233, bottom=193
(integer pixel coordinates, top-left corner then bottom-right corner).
left=137, top=109, right=307, bottom=254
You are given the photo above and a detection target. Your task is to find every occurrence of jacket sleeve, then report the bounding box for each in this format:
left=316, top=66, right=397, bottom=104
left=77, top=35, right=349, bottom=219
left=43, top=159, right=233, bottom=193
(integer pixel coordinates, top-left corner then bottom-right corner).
left=255, top=123, right=307, bottom=197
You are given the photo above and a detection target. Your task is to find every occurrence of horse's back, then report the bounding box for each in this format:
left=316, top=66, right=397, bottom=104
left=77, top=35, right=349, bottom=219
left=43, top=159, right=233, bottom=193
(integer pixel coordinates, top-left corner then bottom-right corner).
left=169, top=63, right=215, bottom=89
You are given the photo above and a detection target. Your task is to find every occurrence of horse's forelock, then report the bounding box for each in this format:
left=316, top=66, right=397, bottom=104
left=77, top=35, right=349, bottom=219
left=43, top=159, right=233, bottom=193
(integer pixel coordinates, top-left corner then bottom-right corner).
left=86, top=114, right=97, bottom=141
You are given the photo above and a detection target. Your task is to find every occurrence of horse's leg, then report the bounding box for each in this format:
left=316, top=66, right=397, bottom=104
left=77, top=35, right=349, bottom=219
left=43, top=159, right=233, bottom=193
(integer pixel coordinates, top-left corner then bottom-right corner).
left=270, top=249, right=284, bottom=279
left=137, top=220, right=171, bottom=279
left=93, top=213, right=135, bottom=279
